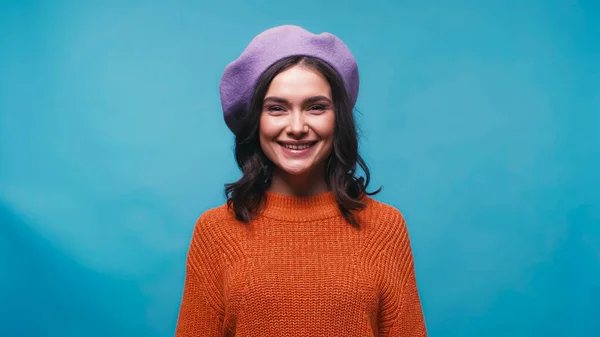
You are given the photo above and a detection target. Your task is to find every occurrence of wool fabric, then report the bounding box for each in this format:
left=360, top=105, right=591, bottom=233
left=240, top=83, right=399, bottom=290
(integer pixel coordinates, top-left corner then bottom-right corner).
left=219, top=25, right=360, bottom=134
left=175, top=192, right=427, bottom=336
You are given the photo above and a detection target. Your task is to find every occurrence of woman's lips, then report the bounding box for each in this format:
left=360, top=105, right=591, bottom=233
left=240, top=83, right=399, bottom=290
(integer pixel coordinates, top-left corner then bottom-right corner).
left=278, top=141, right=318, bottom=157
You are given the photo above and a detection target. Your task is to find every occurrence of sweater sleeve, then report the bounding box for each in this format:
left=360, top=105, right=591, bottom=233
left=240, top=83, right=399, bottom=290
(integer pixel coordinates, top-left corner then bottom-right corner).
left=378, top=213, right=427, bottom=337
left=175, top=215, right=225, bottom=337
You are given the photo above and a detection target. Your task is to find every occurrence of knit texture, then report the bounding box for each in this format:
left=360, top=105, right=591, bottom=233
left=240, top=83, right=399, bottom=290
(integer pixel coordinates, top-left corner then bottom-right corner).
left=175, top=192, right=427, bottom=336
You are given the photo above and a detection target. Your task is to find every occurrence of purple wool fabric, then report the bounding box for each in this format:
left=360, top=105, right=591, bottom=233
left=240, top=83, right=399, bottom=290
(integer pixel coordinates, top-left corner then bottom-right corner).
left=219, top=25, right=359, bottom=134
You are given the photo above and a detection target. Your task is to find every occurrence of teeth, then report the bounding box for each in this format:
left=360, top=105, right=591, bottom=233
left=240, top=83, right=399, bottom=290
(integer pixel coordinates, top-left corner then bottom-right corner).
left=283, top=143, right=313, bottom=150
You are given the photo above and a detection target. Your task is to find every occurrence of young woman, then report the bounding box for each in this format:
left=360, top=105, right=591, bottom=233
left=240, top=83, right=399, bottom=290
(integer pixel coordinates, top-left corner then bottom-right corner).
left=175, top=25, right=427, bottom=336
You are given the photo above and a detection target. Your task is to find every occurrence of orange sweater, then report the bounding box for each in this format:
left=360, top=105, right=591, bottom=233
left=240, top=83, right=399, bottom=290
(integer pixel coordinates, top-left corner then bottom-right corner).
left=175, top=191, right=427, bottom=336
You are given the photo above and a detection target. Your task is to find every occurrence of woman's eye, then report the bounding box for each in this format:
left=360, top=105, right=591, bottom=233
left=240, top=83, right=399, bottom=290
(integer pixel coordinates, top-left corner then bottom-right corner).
left=310, top=105, right=326, bottom=111
left=267, top=106, right=285, bottom=112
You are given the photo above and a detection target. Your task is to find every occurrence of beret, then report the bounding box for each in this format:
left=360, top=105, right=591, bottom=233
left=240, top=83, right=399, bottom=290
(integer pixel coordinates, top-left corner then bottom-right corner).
left=219, top=25, right=359, bottom=134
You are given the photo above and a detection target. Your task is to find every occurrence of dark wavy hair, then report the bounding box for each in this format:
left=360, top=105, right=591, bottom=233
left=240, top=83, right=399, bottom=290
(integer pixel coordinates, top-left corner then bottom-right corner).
left=225, top=55, right=381, bottom=228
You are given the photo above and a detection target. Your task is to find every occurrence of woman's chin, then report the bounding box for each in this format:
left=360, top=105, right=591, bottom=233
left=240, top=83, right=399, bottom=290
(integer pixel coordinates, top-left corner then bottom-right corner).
left=280, top=166, right=311, bottom=177
left=271, top=157, right=328, bottom=179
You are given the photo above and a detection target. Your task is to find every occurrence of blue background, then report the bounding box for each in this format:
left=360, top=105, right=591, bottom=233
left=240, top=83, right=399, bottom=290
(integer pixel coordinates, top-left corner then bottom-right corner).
left=1, top=1, right=598, bottom=336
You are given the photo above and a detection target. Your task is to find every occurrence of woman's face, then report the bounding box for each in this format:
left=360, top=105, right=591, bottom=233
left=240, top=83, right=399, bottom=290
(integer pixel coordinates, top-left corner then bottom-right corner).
left=259, top=64, right=335, bottom=178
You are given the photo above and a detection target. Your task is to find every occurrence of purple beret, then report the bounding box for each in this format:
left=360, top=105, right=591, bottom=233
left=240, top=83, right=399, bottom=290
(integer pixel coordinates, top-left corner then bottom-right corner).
left=219, top=25, right=359, bottom=134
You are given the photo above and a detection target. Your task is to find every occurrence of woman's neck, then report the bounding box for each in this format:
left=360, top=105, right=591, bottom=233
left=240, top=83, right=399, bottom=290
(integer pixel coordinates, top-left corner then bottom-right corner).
left=268, top=167, right=329, bottom=197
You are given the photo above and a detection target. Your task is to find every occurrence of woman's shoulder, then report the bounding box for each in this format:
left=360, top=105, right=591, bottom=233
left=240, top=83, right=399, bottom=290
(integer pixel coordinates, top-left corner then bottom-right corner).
left=197, top=203, right=233, bottom=225
left=359, top=196, right=415, bottom=253
left=187, top=203, right=242, bottom=252
left=190, top=203, right=237, bottom=237
left=358, top=196, right=409, bottom=234
left=362, top=196, right=406, bottom=222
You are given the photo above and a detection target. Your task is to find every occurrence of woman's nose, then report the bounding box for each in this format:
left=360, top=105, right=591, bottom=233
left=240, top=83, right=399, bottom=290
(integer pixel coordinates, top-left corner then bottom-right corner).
left=286, top=112, right=308, bottom=137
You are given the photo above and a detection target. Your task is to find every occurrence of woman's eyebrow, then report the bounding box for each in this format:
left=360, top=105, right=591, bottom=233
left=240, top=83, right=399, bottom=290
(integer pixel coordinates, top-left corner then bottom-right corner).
left=263, top=96, right=332, bottom=105
left=304, top=96, right=332, bottom=104
left=263, top=97, right=288, bottom=104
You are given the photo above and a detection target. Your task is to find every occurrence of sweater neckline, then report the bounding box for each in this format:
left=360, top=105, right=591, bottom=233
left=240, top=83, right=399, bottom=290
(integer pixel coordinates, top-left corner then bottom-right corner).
left=260, top=191, right=341, bottom=222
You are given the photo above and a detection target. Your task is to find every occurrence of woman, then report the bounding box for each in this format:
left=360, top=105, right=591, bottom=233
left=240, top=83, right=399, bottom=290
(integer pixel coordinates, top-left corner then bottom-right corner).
left=175, top=25, right=427, bottom=336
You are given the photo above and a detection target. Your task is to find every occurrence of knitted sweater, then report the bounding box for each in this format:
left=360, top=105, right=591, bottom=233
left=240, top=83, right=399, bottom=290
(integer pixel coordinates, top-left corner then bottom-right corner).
left=175, top=191, right=427, bottom=336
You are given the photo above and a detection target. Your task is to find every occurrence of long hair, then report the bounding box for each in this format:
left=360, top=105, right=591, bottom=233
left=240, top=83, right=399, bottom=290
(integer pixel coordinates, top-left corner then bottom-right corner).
left=225, top=55, right=381, bottom=228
